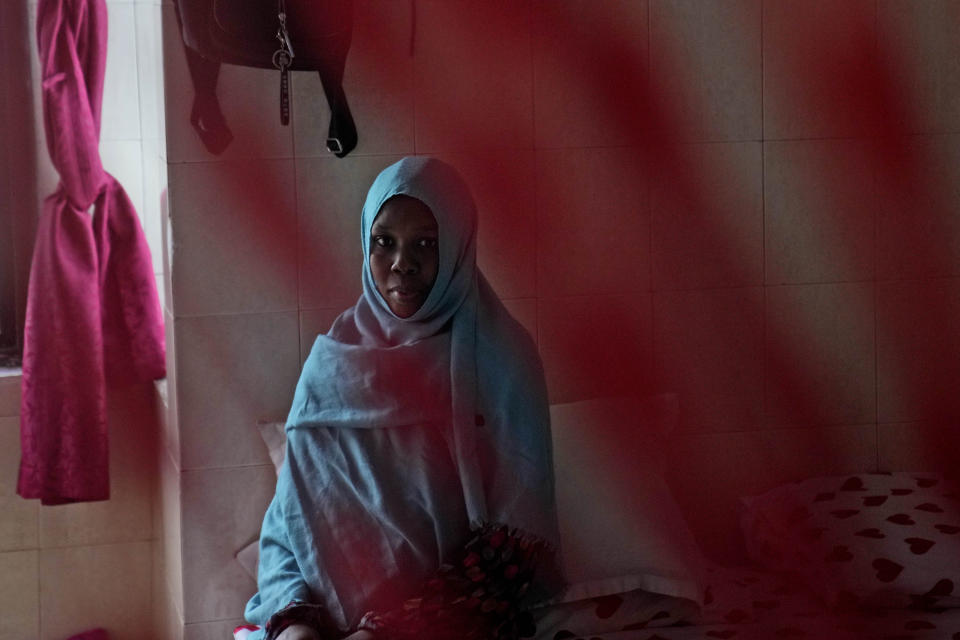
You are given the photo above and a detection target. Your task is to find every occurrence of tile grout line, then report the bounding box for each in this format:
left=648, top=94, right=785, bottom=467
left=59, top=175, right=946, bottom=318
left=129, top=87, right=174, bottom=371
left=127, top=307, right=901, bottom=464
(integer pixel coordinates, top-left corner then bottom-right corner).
left=760, top=0, right=768, bottom=430
left=872, top=0, right=880, bottom=473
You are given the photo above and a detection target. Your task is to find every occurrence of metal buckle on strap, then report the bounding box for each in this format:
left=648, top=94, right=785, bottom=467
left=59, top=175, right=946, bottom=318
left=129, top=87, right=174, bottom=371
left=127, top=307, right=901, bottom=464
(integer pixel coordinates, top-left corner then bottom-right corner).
left=326, top=137, right=344, bottom=155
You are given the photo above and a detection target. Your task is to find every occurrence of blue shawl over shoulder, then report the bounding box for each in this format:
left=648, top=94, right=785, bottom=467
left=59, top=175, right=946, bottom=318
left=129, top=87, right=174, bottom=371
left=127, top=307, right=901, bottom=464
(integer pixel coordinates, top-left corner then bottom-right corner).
left=244, top=157, right=560, bottom=633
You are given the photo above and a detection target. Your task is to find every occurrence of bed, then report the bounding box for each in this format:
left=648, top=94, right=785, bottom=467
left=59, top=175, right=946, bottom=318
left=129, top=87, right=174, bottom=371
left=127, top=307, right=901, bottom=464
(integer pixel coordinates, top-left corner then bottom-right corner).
left=234, top=397, right=960, bottom=640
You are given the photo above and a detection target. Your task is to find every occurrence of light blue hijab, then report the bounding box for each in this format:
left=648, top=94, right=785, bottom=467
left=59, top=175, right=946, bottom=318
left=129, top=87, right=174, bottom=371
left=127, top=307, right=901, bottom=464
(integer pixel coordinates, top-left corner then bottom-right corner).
left=247, top=157, right=559, bottom=632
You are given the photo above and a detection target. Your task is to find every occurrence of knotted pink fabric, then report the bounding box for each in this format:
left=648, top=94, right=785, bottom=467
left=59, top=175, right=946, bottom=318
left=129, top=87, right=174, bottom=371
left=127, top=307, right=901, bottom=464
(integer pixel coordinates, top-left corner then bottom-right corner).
left=18, top=0, right=165, bottom=504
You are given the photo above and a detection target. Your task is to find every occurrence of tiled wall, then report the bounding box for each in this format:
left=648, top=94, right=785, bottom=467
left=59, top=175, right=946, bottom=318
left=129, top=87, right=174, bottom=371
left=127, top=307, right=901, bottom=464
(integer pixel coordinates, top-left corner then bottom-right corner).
left=158, top=0, right=960, bottom=634
left=0, top=377, right=157, bottom=640
left=0, top=0, right=167, bottom=638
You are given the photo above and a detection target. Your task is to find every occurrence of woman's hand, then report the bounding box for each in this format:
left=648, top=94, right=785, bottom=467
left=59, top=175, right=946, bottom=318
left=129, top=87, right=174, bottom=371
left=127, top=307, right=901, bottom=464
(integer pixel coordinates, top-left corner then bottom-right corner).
left=276, top=624, right=321, bottom=640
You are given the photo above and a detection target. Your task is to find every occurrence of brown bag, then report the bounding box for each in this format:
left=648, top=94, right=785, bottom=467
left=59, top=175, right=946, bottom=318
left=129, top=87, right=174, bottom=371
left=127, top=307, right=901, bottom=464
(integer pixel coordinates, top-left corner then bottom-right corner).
left=174, top=0, right=357, bottom=156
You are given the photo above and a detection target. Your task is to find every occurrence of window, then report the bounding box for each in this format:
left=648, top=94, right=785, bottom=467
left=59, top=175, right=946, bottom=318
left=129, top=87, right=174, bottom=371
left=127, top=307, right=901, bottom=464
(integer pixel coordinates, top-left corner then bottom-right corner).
left=0, top=0, right=36, bottom=367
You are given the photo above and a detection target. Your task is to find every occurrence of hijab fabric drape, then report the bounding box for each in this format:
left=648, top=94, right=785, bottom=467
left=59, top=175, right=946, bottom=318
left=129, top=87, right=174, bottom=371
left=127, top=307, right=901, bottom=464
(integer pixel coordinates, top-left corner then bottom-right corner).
left=288, top=156, right=557, bottom=536
left=247, top=157, right=559, bottom=630
left=17, top=0, right=165, bottom=504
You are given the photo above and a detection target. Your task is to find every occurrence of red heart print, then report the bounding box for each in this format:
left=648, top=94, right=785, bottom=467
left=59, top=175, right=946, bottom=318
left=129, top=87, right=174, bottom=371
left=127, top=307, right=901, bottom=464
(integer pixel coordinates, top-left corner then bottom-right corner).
left=872, top=558, right=904, bottom=582
left=841, top=476, right=867, bottom=491
left=891, top=488, right=913, bottom=496
left=825, top=545, right=854, bottom=562
left=904, top=537, right=935, bottom=555
left=831, top=509, right=860, bottom=519
left=814, top=492, right=836, bottom=502
left=925, top=579, right=954, bottom=597
left=887, top=513, right=915, bottom=525
left=916, top=477, right=939, bottom=488
left=916, top=503, right=944, bottom=513
left=854, top=528, right=885, bottom=539
left=935, top=524, right=960, bottom=534
left=863, top=495, right=888, bottom=507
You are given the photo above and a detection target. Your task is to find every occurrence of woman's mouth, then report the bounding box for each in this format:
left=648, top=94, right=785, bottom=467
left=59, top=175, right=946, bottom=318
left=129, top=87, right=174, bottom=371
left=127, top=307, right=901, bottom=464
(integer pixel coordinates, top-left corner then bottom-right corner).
left=390, top=287, right=420, bottom=298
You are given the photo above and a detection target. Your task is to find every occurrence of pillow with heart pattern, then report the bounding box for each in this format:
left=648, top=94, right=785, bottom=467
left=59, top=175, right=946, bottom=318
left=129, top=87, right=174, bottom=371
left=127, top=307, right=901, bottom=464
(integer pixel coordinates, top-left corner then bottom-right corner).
left=740, top=472, right=960, bottom=610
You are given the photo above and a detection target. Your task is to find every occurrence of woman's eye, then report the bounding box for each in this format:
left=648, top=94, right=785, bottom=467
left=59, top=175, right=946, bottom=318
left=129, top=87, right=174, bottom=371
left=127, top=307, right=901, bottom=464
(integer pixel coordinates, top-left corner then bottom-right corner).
left=373, top=235, right=392, bottom=248
left=419, top=238, right=438, bottom=249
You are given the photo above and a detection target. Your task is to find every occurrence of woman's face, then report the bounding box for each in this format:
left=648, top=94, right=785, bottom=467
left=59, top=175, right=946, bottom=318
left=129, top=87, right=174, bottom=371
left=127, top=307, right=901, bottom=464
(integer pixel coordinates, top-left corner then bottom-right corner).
left=370, top=195, right=440, bottom=318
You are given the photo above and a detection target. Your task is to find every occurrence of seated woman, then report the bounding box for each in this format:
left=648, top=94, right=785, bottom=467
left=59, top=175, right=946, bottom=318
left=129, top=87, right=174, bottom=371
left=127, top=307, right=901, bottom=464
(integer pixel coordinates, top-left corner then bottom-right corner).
left=244, top=157, right=562, bottom=640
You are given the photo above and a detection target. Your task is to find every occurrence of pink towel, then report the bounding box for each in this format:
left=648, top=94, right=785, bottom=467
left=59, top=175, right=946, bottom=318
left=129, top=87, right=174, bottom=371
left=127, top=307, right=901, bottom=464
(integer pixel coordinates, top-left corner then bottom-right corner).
left=17, top=0, right=165, bottom=505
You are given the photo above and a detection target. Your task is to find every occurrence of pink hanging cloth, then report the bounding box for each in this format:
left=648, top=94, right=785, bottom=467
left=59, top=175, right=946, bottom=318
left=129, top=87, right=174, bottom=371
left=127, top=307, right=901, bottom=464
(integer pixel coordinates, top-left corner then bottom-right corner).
left=17, top=0, right=166, bottom=505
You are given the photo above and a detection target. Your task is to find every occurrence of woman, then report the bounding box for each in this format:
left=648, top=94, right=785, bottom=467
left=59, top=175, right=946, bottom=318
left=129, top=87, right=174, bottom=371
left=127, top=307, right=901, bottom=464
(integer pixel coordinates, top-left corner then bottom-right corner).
left=244, top=157, right=561, bottom=640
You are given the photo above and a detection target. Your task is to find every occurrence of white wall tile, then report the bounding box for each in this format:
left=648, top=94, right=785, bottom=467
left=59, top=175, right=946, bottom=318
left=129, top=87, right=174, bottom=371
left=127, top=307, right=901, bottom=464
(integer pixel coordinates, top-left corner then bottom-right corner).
left=539, top=293, right=653, bottom=403
left=765, top=283, right=876, bottom=427
left=878, top=0, right=960, bottom=134
left=763, top=0, right=877, bottom=139
left=667, top=424, right=878, bottom=562
left=161, top=181, right=174, bottom=315
left=438, top=150, right=537, bottom=299
left=0, top=417, right=39, bottom=551
left=39, top=541, right=151, bottom=640
left=161, top=5, right=294, bottom=162
left=175, top=312, right=300, bottom=470
left=160, top=445, right=183, bottom=623
left=877, top=278, right=960, bottom=423
left=168, top=159, right=298, bottom=316
left=651, top=141, right=763, bottom=289
left=291, top=0, right=414, bottom=157
left=876, top=134, right=960, bottom=279
left=152, top=530, right=185, bottom=640
left=135, top=2, right=163, bottom=142
left=649, top=0, right=761, bottom=141
left=142, top=136, right=164, bottom=274
left=180, top=465, right=276, bottom=623
left=39, top=385, right=154, bottom=547
left=653, top=287, right=764, bottom=431
left=101, top=4, right=142, bottom=141
left=100, top=139, right=145, bottom=215
left=297, top=155, right=401, bottom=309
left=163, top=310, right=180, bottom=466
left=414, top=0, right=534, bottom=152
left=532, top=0, right=648, bottom=149
left=764, top=139, right=876, bottom=284
left=155, top=558, right=185, bottom=640
left=184, top=618, right=248, bottom=640
left=0, top=550, right=39, bottom=640
left=0, top=377, right=19, bottom=417
left=298, top=308, right=341, bottom=367
left=536, top=147, right=648, bottom=296
left=878, top=421, right=960, bottom=473
left=502, top=298, right=538, bottom=349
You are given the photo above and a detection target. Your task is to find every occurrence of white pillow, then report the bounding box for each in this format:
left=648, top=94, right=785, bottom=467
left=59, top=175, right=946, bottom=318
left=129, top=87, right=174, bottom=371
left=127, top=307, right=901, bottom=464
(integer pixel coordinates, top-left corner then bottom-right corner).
left=241, top=398, right=707, bottom=608
left=549, top=394, right=706, bottom=605
left=235, top=421, right=287, bottom=581
left=257, top=420, right=286, bottom=474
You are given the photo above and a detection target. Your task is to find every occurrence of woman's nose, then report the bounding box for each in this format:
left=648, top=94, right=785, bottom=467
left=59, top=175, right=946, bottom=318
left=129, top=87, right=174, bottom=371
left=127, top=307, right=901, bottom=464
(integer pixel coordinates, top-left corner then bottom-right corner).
left=391, top=247, right=418, bottom=274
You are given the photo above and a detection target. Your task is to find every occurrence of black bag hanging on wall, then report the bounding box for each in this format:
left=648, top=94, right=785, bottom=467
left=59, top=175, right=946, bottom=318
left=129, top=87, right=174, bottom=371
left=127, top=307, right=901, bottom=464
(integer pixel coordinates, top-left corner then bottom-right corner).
left=173, top=0, right=357, bottom=157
